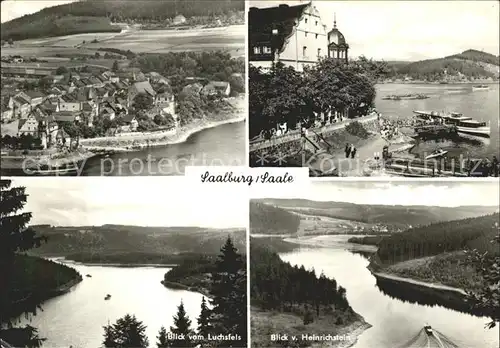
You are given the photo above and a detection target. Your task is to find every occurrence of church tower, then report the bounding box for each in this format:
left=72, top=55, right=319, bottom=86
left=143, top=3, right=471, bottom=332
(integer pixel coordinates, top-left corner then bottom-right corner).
left=327, top=13, right=349, bottom=63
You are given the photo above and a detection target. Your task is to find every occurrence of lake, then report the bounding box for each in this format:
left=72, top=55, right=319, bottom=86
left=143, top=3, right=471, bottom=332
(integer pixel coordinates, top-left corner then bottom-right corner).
left=17, top=261, right=204, bottom=348
left=80, top=121, right=245, bottom=175
left=280, top=235, right=499, bottom=348
left=375, top=83, right=499, bottom=159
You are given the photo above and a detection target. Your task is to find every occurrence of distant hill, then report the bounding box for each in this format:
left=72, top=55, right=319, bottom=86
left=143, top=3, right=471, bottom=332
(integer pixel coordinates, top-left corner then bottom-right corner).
left=29, top=225, right=246, bottom=257
left=1, top=0, right=244, bottom=41
left=377, top=213, right=500, bottom=264
left=385, top=49, right=500, bottom=82
left=255, top=198, right=499, bottom=228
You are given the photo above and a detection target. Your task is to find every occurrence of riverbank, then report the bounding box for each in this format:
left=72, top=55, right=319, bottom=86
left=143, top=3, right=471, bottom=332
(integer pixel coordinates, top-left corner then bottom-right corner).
left=251, top=305, right=371, bottom=348
left=161, top=280, right=211, bottom=298
left=0, top=148, right=95, bottom=171
left=80, top=114, right=245, bottom=152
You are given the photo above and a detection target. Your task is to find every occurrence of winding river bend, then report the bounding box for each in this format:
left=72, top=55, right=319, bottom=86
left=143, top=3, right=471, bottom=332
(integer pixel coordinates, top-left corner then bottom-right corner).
left=17, top=261, right=203, bottom=348
left=81, top=120, right=245, bottom=176
left=280, top=235, right=499, bottom=348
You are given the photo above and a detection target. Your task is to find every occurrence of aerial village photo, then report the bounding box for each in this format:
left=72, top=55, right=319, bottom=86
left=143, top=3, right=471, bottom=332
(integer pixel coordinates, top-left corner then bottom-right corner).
left=248, top=0, right=500, bottom=177
left=0, top=0, right=245, bottom=176
left=250, top=181, right=500, bottom=348
left=0, top=177, right=247, bottom=347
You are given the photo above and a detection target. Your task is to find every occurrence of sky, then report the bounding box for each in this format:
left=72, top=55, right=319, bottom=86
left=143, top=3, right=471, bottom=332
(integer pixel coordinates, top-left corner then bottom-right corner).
left=1, top=0, right=78, bottom=23
left=255, top=180, right=500, bottom=207
left=8, top=177, right=247, bottom=228
left=250, top=0, right=500, bottom=61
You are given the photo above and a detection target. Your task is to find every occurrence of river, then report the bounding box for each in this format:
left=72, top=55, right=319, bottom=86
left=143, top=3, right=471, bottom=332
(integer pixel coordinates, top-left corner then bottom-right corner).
left=280, top=235, right=499, bottom=348
left=79, top=121, right=245, bottom=175
left=375, top=83, right=499, bottom=159
left=17, top=261, right=204, bottom=348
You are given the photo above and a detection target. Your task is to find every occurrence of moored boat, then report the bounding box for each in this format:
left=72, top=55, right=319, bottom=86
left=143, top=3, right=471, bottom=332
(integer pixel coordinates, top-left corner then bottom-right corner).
left=104, top=294, right=111, bottom=300
left=472, top=84, right=489, bottom=91
left=413, top=111, right=490, bottom=138
left=425, top=149, right=448, bottom=160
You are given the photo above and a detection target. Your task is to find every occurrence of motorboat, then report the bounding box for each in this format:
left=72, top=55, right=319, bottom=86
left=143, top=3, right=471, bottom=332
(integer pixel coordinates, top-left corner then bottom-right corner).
left=104, top=294, right=111, bottom=300
left=85, top=274, right=92, bottom=278
left=424, top=325, right=433, bottom=336
left=413, top=111, right=490, bottom=138
left=472, top=84, right=489, bottom=91
left=425, top=149, right=448, bottom=160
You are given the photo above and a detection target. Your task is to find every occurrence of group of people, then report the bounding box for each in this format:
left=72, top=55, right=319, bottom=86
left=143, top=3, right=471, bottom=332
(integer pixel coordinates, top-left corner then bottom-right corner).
left=345, top=143, right=357, bottom=159
left=379, top=117, right=400, bottom=140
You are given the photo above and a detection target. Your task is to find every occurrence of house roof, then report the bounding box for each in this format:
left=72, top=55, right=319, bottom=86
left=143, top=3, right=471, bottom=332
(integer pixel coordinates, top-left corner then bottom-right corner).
left=54, top=111, right=78, bottom=122
left=181, top=83, right=203, bottom=95
left=13, top=95, right=30, bottom=105
left=25, top=90, right=45, bottom=99
left=249, top=3, right=309, bottom=53
left=208, top=81, right=230, bottom=90
left=56, top=128, right=70, bottom=138
left=123, top=113, right=136, bottom=122
left=130, top=81, right=156, bottom=97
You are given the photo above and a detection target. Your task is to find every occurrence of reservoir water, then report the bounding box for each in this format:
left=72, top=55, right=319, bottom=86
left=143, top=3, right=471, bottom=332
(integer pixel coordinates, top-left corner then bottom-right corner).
left=280, top=235, right=499, bottom=348
left=375, top=83, right=499, bottom=159
left=17, top=261, right=204, bottom=348
left=80, top=121, right=245, bottom=176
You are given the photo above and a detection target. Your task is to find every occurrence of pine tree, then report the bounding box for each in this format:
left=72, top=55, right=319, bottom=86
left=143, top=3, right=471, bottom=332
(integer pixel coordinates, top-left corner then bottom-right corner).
left=167, top=300, right=195, bottom=348
left=0, top=179, right=47, bottom=346
left=196, top=296, right=212, bottom=346
left=209, top=236, right=247, bottom=347
left=157, top=326, right=168, bottom=348
left=112, top=60, right=119, bottom=72
left=102, top=314, right=149, bottom=348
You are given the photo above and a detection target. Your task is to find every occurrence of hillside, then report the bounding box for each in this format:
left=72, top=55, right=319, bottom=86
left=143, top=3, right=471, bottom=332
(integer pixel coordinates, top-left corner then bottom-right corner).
left=1, top=0, right=244, bottom=41
left=250, top=201, right=301, bottom=235
left=376, top=213, right=500, bottom=265
left=385, top=49, right=500, bottom=82
left=256, top=198, right=499, bottom=228
left=28, top=225, right=246, bottom=263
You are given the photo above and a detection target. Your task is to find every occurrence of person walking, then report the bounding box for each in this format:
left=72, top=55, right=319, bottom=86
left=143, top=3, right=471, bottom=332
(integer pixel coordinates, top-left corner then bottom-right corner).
left=493, top=156, right=499, bottom=177
left=351, top=145, right=357, bottom=159
left=345, top=143, right=351, bottom=158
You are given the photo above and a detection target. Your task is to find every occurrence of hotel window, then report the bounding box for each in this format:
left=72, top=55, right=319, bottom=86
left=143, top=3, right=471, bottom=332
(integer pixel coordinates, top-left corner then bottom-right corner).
left=303, top=46, right=307, bottom=57
left=305, top=18, right=308, bottom=24
left=253, top=46, right=261, bottom=54
left=315, top=21, right=318, bottom=26
left=305, top=32, right=308, bottom=37
left=263, top=46, right=272, bottom=54
left=315, top=34, right=318, bottom=39
left=317, top=48, right=321, bottom=57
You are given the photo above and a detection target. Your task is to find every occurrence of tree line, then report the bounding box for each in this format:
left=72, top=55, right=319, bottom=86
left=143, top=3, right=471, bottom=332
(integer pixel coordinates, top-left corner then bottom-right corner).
left=250, top=241, right=350, bottom=323
left=249, top=57, right=386, bottom=138
left=376, top=213, right=500, bottom=264
left=103, top=237, right=247, bottom=347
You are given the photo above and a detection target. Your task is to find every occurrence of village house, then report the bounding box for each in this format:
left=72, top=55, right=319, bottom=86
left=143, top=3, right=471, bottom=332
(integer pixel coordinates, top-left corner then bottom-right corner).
left=249, top=3, right=348, bottom=72
left=173, top=14, right=187, bottom=25
left=8, top=94, right=31, bottom=119
left=58, top=95, right=83, bottom=112
left=17, top=113, right=38, bottom=137
left=201, top=81, right=231, bottom=97
left=181, top=83, right=203, bottom=96
left=128, top=80, right=156, bottom=106
left=53, top=111, right=80, bottom=123
left=145, top=72, right=169, bottom=85
left=121, top=114, right=139, bottom=132
left=1, top=105, right=14, bottom=122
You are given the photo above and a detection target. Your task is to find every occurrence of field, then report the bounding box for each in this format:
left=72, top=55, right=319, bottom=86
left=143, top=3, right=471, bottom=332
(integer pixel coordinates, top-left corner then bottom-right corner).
left=7, top=25, right=245, bottom=58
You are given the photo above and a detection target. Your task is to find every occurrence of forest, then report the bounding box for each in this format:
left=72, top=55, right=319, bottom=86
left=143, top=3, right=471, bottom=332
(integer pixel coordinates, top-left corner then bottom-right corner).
left=249, top=57, right=386, bottom=138
left=385, top=49, right=499, bottom=81
left=250, top=239, right=351, bottom=320
left=376, top=213, right=500, bottom=264
left=249, top=201, right=301, bottom=235
left=1, top=0, right=244, bottom=41
left=103, top=237, right=247, bottom=348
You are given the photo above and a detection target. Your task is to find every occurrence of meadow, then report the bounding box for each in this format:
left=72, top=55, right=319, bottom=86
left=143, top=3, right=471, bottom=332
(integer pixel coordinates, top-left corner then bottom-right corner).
left=7, top=25, right=245, bottom=57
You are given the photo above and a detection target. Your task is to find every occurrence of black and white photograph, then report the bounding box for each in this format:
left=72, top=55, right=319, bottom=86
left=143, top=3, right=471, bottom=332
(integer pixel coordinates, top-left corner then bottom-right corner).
left=248, top=0, right=499, bottom=177
left=0, top=0, right=245, bottom=176
left=250, top=181, right=499, bottom=348
left=0, top=177, right=247, bottom=347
